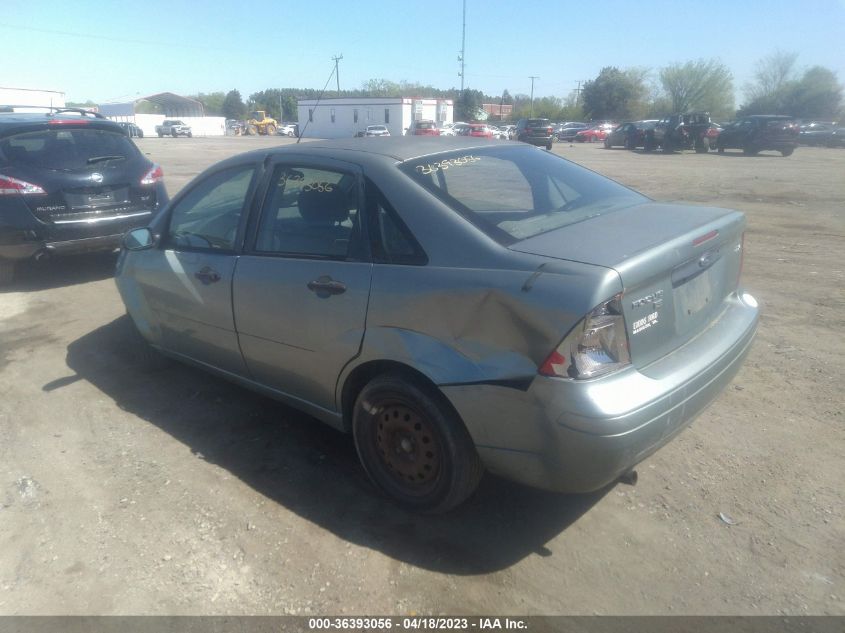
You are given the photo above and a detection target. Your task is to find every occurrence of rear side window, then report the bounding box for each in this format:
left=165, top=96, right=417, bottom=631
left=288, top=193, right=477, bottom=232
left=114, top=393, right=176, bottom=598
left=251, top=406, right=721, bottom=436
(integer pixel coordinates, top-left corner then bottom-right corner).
left=365, top=179, right=426, bottom=266
left=0, top=128, right=138, bottom=170
left=254, top=165, right=363, bottom=260
left=401, top=146, right=645, bottom=244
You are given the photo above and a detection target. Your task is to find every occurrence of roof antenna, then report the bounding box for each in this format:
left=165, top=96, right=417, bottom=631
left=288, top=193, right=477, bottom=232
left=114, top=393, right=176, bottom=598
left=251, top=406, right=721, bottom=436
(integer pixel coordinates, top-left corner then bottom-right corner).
left=297, top=60, right=339, bottom=143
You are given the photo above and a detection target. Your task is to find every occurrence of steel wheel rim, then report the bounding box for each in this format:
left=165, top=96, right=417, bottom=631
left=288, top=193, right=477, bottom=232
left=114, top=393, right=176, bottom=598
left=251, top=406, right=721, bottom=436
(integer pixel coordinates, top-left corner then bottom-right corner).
left=372, top=401, right=440, bottom=494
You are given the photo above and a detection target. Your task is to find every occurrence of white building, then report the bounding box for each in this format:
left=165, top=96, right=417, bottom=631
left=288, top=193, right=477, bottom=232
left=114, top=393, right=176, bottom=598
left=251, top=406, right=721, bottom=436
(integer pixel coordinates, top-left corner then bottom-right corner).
left=1, top=86, right=65, bottom=109
left=98, top=92, right=226, bottom=137
left=297, top=97, right=453, bottom=139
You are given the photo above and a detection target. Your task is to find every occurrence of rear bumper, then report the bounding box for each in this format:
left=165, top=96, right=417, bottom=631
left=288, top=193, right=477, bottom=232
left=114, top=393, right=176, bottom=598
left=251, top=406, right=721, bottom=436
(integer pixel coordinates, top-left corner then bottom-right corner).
left=0, top=211, right=154, bottom=262
left=519, top=135, right=553, bottom=146
left=442, top=291, right=759, bottom=493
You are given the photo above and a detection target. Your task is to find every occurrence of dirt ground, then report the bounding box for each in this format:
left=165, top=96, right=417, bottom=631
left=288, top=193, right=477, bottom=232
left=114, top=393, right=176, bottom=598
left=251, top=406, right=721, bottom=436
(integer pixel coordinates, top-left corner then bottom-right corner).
left=0, top=136, right=842, bottom=615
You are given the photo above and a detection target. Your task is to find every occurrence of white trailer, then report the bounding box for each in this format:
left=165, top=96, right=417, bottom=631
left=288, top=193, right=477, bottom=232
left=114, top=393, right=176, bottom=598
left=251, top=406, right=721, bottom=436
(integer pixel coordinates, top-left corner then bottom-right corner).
left=297, top=97, right=453, bottom=139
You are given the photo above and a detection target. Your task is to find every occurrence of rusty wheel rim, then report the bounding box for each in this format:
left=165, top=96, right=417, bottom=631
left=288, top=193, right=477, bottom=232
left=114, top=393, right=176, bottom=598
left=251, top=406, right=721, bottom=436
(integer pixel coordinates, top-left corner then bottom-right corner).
left=373, top=402, right=440, bottom=492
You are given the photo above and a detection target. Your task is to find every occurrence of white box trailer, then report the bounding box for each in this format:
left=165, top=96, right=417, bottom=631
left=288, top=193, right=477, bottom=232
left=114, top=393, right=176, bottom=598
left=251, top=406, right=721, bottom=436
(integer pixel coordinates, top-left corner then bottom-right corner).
left=297, top=97, right=453, bottom=139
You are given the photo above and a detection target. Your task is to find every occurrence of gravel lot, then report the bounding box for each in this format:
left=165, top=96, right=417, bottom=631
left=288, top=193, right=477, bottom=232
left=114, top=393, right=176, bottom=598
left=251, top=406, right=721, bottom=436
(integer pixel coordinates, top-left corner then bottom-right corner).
left=0, top=136, right=842, bottom=615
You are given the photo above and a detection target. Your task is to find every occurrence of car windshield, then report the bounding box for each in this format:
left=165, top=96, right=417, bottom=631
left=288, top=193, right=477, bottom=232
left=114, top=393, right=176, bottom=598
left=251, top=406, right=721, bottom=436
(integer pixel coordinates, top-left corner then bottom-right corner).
left=0, top=128, right=138, bottom=171
left=401, top=145, right=646, bottom=245
left=417, top=121, right=435, bottom=129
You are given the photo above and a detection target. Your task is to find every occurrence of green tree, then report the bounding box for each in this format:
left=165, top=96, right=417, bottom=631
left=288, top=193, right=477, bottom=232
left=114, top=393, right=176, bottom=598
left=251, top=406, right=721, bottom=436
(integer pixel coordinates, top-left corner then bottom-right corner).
left=782, top=66, right=842, bottom=119
left=746, top=50, right=799, bottom=102
left=659, top=59, right=734, bottom=120
left=581, top=66, right=649, bottom=120
left=222, top=89, right=246, bottom=119
left=190, top=92, right=226, bottom=116
left=739, top=63, right=842, bottom=119
left=454, top=89, right=484, bottom=121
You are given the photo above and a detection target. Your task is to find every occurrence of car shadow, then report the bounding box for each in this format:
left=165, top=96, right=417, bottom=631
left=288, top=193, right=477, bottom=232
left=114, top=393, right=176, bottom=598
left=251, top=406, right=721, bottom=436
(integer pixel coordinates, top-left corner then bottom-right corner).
left=2, top=252, right=118, bottom=293
left=58, top=315, right=609, bottom=575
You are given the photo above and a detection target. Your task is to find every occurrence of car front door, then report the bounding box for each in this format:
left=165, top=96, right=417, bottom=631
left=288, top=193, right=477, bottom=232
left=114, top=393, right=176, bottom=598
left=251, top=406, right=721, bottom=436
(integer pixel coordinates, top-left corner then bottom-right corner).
left=130, top=162, right=259, bottom=375
left=233, top=159, right=372, bottom=415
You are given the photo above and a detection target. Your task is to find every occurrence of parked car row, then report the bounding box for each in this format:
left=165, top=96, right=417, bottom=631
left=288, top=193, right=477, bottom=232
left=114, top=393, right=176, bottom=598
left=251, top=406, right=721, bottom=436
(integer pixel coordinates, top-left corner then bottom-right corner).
left=592, top=113, right=800, bottom=157
left=798, top=121, right=845, bottom=147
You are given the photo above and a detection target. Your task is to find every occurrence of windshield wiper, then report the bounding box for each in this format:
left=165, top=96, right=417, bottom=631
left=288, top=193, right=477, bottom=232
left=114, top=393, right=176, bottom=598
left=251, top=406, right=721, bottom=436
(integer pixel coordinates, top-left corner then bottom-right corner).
left=87, top=155, right=125, bottom=165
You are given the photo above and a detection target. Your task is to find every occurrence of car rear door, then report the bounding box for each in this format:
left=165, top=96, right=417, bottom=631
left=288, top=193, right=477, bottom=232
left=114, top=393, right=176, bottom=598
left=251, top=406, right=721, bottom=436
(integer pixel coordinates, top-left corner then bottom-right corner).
left=129, top=161, right=259, bottom=374
left=233, top=157, right=372, bottom=414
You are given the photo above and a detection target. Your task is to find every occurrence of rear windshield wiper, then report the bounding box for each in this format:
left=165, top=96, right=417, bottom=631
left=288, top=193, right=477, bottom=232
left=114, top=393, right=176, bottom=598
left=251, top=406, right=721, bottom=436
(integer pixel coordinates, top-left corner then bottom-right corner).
left=87, top=155, right=126, bottom=164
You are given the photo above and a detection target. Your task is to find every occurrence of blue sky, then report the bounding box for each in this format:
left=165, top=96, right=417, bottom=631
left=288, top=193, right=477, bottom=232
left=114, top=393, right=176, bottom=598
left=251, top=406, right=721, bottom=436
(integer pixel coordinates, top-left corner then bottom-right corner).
left=3, top=0, right=844, bottom=106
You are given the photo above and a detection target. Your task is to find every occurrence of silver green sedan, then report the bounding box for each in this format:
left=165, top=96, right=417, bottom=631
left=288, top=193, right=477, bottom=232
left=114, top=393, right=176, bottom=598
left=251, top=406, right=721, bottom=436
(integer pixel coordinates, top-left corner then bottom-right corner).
left=116, top=137, right=759, bottom=512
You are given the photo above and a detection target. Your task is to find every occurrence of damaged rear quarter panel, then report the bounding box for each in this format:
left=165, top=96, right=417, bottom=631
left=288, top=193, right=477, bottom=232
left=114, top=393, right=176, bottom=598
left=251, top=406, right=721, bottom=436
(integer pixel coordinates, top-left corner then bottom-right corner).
left=343, top=260, right=622, bottom=442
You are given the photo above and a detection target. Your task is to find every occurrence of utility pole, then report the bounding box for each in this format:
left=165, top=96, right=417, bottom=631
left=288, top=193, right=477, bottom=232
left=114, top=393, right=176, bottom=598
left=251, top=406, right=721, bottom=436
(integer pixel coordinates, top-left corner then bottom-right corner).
left=529, top=76, right=539, bottom=116
left=332, top=54, right=343, bottom=93
left=458, top=0, right=466, bottom=91
left=574, top=80, right=584, bottom=107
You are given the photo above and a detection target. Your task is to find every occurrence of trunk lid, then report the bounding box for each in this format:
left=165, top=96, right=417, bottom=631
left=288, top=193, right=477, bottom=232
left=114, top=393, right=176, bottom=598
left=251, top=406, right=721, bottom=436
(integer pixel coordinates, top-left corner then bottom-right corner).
left=510, top=202, right=746, bottom=367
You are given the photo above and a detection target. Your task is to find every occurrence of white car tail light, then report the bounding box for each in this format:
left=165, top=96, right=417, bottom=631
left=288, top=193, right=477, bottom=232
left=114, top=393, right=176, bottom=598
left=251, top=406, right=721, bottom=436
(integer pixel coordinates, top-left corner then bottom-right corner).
left=539, top=294, right=631, bottom=380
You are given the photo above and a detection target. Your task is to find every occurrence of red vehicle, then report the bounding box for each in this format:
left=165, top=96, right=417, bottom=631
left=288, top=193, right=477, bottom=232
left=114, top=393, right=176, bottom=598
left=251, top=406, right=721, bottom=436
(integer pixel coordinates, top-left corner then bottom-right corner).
left=455, top=123, right=493, bottom=139
left=575, top=126, right=610, bottom=143
left=407, top=119, right=440, bottom=136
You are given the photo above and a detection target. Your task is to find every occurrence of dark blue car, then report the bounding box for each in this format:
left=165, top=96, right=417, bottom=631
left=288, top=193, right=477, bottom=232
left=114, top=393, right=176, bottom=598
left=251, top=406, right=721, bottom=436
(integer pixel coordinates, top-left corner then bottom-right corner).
left=0, top=108, right=168, bottom=283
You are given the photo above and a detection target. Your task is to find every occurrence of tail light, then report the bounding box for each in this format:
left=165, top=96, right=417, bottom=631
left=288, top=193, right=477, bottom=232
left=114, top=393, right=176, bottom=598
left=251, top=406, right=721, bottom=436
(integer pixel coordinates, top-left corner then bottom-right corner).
left=547, top=127, right=553, bottom=134
left=140, top=164, right=164, bottom=185
left=539, top=294, right=631, bottom=380
left=0, top=174, right=46, bottom=195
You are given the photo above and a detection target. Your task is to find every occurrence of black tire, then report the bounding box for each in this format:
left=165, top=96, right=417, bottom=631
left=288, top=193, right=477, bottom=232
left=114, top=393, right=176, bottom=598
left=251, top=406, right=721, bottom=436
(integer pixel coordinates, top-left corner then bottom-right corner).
left=781, top=147, right=794, bottom=157
left=0, top=260, right=16, bottom=286
left=624, top=137, right=633, bottom=150
left=695, top=138, right=708, bottom=153
left=643, top=137, right=653, bottom=152
left=137, top=130, right=144, bottom=138
left=352, top=374, right=483, bottom=513
left=546, top=142, right=553, bottom=150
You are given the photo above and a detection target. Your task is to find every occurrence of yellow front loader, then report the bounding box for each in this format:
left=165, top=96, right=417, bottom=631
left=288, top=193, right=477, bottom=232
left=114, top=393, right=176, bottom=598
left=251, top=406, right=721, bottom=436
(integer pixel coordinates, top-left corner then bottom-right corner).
left=246, top=110, right=277, bottom=135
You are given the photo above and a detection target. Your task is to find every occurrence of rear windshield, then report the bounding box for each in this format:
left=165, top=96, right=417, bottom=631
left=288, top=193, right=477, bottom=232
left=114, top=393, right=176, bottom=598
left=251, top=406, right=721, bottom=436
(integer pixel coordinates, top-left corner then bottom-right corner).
left=0, top=128, right=138, bottom=171
left=527, top=119, right=549, bottom=126
left=400, top=146, right=646, bottom=244
left=417, top=121, right=436, bottom=129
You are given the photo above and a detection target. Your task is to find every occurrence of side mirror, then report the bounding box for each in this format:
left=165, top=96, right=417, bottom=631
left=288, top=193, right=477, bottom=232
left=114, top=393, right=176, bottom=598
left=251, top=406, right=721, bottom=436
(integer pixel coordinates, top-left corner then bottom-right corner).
left=123, top=227, right=155, bottom=251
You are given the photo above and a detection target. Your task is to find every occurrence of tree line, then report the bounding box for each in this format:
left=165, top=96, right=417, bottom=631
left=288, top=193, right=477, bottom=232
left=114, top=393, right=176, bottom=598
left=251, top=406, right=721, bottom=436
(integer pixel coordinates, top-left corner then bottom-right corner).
left=157, top=50, right=843, bottom=124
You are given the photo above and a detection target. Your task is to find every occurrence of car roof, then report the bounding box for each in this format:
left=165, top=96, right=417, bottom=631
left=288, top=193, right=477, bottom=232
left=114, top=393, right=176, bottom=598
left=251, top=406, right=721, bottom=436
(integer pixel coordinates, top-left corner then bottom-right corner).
left=221, top=137, right=510, bottom=166
left=0, top=111, right=123, bottom=135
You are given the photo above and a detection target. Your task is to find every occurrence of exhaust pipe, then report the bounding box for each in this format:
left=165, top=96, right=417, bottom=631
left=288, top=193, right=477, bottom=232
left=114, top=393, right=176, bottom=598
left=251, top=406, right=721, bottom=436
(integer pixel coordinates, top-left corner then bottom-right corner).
left=618, top=469, right=638, bottom=486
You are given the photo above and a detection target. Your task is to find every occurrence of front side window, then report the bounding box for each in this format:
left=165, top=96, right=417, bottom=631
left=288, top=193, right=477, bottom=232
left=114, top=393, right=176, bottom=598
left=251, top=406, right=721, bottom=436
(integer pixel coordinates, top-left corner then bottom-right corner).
left=254, top=165, right=362, bottom=259
left=166, top=165, right=255, bottom=251
left=401, top=146, right=646, bottom=245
